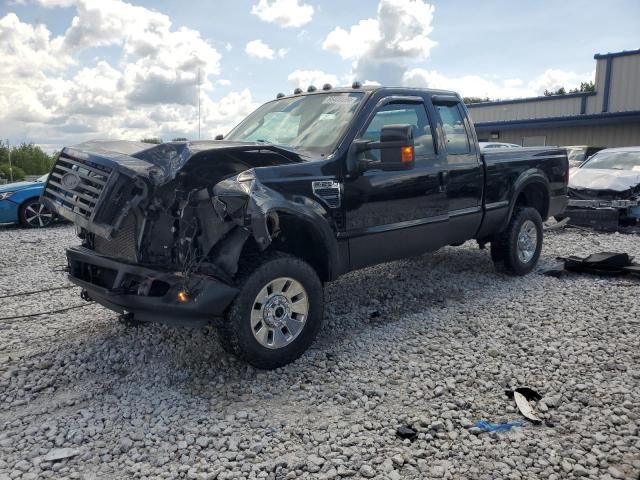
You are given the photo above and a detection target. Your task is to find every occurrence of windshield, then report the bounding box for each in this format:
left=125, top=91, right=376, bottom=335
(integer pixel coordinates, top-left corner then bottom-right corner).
left=225, top=92, right=364, bottom=156
left=581, top=151, right=640, bottom=171
left=566, top=147, right=586, bottom=163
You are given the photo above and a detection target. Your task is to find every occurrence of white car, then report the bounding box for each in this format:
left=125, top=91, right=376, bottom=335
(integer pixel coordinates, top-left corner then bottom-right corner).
left=479, top=142, right=521, bottom=150
left=564, top=146, right=640, bottom=228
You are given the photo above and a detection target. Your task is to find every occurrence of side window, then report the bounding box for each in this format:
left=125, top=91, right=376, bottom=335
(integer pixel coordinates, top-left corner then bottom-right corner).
left=435, top=104, right=470, bottom=154
left=362, top=103, right=435, bottom=159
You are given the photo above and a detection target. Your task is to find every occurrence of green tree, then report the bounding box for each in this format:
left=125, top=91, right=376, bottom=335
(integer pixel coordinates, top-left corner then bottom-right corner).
left=463, top=96, right=492, bottom=105
left=9, top=143, right=53, bottom=175
left=141, top=137, right=163, bottom=144
left=0, top=141, right=9, bottom=165
left=544, top=87, right=567, bottom=96
left=569, top=81, right=595, bottom=93
left=0, top=163, right=26, bottom=181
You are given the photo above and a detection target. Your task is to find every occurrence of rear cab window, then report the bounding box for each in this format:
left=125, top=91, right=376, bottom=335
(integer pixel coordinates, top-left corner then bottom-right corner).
left=434, top=103, right=471, bottom=155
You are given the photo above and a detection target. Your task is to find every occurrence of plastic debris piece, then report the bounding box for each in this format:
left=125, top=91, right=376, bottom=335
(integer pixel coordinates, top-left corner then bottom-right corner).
left=43, top=448, right=81, bottom=462
left=558, top=252, right=638, bottom=276
left=514, top=391, right=542, bottom=423
left=539, top=265, right=566, bottom=277
left=545, top=217, right=570, bottom=230
left=473, top=420, right=523, bottom=432
left=505, top=387, right=543, bottom=402
left=396, top=425, right=417, bottom=441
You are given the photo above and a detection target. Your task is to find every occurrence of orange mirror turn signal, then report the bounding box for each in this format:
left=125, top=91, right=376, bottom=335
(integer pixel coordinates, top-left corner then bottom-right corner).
left=401, top=146, right=414, bottom=163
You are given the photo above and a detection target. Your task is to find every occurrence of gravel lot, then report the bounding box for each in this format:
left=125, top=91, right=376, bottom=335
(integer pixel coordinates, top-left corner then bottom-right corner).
left=1, top=223, right=639, bottom=480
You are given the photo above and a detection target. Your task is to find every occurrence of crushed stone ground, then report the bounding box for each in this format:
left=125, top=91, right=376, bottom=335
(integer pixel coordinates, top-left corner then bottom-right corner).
left=1, top=223, right=639, bottom=479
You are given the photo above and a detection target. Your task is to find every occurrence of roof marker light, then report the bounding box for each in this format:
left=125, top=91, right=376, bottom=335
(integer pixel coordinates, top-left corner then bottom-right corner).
left=307, top=85, right=317, bottom=92
left=322, top=83, right=332, bottom=91
left=276, top=92, right=285, bottom=98
left=352, top=81, right=362, bottom=89
left=293, top=88, right=302, bottom=94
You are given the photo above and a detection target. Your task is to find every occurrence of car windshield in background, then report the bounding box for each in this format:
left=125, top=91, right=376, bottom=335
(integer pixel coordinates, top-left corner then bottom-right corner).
left=225, top=92, right=364, bottom=156
left=581, top=151, right=640, bottom=171
left=566, top=148, right=586, bottom=163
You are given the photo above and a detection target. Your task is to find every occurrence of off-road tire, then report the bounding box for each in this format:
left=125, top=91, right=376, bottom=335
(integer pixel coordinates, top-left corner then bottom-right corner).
left=490, top=207, right=543, bottom=276
left=219, top=252, right=324, bottom=369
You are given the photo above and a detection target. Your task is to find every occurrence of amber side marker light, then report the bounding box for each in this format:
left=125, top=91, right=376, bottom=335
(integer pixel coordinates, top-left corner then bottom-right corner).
left=177, top=290, right=190, bottom=303
left=401, top=146, right=414, bottom=163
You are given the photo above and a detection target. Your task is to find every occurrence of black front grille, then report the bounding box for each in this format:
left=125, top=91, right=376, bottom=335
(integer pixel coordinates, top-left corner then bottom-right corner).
left=93, top=213, right=139, bottom=262
left=44, top=154, right=112, bottom=221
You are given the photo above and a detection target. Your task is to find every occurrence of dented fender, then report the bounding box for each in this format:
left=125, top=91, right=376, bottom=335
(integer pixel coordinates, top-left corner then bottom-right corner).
left=212, top=169, right=340, bottom=277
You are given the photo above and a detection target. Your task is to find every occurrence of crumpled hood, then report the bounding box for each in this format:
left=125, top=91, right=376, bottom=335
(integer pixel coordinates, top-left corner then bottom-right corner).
left=61, top=140, right=305, bottom=186
left=0, top=181, right=39, bottom=193
left=569, top=168, right=640, bottom=192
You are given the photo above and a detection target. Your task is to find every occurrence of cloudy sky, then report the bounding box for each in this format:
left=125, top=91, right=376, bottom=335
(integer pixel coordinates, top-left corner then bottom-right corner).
left=1, top=0, right=639, bottom=150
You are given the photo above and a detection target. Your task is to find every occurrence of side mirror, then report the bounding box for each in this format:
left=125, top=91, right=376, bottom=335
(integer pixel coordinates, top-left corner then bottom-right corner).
left=380, top=124, right=415, bottom=170
left=352, top=124, right=415, bottom=173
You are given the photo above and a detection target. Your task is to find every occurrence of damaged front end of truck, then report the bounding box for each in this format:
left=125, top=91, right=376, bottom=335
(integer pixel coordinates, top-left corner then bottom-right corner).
left=42, top=140, right=309, bottom=324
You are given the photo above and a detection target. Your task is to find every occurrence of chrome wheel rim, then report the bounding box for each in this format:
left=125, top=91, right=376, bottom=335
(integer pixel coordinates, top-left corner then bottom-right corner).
left=24, top=202, right=53, bottom=228
left=517, top=219, right=538, bottom=263
left=251, top=277, right=308, bottom=349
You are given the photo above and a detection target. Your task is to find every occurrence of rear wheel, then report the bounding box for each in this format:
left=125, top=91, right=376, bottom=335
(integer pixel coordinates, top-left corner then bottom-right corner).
left=219, top=252, right=324, bottom=369
left=19, top=200, right=54, bottom=228
left=491, top=207, right=543, bottom=275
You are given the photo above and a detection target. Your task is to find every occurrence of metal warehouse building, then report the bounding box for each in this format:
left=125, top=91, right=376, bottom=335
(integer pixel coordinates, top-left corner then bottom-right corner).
left=468, top=48, right=640, bottom=147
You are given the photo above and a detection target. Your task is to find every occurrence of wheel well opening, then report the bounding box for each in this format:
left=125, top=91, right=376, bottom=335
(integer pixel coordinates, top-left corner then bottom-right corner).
left=269, top=213, right=330, bottom=282
left=516, top=183, right=549, bottom=220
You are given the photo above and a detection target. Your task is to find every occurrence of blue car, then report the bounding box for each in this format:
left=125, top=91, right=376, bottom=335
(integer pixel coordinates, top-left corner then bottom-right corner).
left=0, top=175, right=56, bottom=228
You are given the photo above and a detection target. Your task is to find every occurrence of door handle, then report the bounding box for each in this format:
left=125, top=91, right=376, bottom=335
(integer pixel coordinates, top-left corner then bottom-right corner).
left=438, top=170, right=449, bottom=193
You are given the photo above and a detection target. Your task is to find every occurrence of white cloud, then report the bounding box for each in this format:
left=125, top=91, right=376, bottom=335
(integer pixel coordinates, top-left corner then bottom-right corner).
left=0, top=13, right=71, bottom=75
left=287, top=70, right=339, bottom=90
left=322, top=0, right=437, bottom=84
left=322, top=18, right=381, bottom=60
left=402, top=68, right=593, bottom=99
left=251, top=0, right=314, bottom=28
left=277, top=48, right=289, bottom=58
left=245, top=39, right=275, bottom=60
left=218, top=79, right=232, bottom=87
left=0, top=2, right=251, bottom=147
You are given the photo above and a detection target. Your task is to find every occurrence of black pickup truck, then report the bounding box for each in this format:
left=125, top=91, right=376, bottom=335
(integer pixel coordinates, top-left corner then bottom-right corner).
left=43, top=85, right=568, bottom=368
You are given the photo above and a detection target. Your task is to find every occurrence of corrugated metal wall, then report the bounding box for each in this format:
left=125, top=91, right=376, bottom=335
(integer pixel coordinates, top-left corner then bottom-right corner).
left=469, top=51, right=640, bottom=147
left=477, top=122, right=640, bottom=147
left=608, top=55, right=640, bottom=112
left=468, top=52, right=640, bottom=121
left=469, top=96, right=583, bottom=123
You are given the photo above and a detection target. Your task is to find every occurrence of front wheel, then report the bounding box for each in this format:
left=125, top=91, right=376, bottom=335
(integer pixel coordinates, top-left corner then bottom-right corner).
left=219, top=252, right=324, bottom=369
left=20, top=200, right=54, bottom=228
left=491, top=207, right=543, bottom=275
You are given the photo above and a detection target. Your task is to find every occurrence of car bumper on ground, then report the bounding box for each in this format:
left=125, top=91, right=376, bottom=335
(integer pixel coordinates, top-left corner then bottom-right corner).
left=67, top=246, right=239, bottom=326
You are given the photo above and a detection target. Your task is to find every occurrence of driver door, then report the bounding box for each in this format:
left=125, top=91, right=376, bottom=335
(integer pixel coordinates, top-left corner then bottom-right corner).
left=342, top=98, right=448, bottom=270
